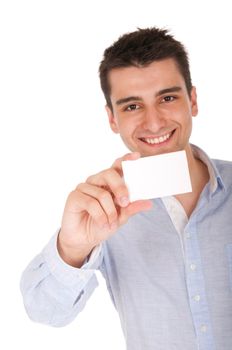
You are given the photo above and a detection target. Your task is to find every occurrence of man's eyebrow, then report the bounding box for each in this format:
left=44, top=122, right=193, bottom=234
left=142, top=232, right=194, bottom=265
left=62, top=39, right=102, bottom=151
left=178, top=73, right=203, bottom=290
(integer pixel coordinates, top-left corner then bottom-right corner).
left=116, top=96, right=142, bottom=106
left=115, top=87, right=183, bottom=106
left=155, top=86, right=182, bottom=97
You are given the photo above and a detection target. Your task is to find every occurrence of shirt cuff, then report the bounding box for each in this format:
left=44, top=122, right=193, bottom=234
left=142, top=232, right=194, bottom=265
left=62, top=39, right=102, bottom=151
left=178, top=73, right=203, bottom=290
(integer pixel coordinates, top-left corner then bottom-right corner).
left=42, top=230, right=102, bottom=287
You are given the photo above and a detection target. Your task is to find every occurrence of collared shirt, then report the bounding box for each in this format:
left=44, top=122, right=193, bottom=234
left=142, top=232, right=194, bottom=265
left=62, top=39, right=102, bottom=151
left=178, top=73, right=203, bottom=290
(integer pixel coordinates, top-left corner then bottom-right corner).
left=20, top=145, right=232, bottom=350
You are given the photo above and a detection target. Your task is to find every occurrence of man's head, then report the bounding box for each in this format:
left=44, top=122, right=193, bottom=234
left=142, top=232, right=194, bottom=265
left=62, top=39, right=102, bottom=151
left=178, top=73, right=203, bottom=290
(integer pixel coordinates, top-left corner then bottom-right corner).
left=99, top=27, right=192, bottom=112
left=99, top=27, right=198, bottom=158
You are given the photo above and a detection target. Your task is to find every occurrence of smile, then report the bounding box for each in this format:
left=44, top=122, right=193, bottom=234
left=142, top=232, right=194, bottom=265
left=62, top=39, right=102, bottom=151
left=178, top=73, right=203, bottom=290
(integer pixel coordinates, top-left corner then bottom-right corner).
left=140, top=130, right=175, bottom=145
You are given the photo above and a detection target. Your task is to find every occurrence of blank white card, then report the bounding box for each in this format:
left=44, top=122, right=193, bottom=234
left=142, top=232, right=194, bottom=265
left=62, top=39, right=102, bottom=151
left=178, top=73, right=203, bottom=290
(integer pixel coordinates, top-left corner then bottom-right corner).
left=122, top=150, right=192, bottom=201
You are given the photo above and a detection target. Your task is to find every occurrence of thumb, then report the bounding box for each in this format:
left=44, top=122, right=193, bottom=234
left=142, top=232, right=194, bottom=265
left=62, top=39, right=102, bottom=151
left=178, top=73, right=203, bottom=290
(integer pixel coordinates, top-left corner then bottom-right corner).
left=119, top=199, right=153, bottom=225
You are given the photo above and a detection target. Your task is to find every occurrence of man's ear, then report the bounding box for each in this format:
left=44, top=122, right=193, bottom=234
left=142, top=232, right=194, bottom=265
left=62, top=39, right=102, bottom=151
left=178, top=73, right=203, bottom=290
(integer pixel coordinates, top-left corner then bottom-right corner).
left=191, top=86, right=198, bottom=117
left=105, top=105, right=120, bottom=134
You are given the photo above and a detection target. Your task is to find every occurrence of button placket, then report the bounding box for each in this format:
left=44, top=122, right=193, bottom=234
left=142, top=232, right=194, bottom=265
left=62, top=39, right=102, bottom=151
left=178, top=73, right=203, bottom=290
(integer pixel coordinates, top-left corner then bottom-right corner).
left=183, top=223, right=214, bottom=349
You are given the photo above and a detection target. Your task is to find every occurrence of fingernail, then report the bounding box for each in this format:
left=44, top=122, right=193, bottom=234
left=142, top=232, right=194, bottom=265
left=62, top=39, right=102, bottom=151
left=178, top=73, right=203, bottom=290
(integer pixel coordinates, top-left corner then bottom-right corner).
left=120, top=196, right=129, bottom=207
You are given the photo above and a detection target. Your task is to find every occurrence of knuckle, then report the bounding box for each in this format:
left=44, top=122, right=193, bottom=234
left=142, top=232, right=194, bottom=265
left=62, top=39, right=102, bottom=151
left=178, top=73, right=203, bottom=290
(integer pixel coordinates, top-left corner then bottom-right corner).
left=67, top=189, right=78, bottom=201
left=87, top=198, right=97, bottom=210
left=109, top=211, right=118, bottom=222
left=104, top=168, right=115, bottom=177
left=98, top=191, right=109, bottom=202
left=94, top=213, right=108, bottom=228
left=75, top=182, right=85, bottom=191
left=86, top=174, right=94, bottom=183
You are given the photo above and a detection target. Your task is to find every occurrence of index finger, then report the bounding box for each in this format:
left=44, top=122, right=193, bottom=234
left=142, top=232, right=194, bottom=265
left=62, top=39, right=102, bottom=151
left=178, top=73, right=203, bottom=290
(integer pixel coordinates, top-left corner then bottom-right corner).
left=112, top=152, right=141, bottom=175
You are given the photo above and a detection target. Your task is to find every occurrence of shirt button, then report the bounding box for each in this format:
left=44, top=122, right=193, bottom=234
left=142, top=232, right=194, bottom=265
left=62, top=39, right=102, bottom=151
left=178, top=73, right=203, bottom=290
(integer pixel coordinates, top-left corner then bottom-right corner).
left=200, top=325, right=207, bottom=333
left=190, top=264, right=196, bottom=271
left=185, top=232, right=191, bottom=239
left=194, top=295, right=201, bottom=302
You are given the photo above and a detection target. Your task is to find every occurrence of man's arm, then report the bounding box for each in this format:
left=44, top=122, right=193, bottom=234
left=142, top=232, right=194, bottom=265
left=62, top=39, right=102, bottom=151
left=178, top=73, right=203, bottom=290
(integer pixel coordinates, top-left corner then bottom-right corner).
left=20, top=231, right=103, bottom=327
left=20, top=152, right=152, bottom=326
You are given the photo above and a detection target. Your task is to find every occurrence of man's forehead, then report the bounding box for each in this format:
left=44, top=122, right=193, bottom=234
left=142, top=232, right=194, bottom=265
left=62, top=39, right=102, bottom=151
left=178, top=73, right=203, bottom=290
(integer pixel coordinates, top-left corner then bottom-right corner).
left=108, top=59, right=185, bottom=91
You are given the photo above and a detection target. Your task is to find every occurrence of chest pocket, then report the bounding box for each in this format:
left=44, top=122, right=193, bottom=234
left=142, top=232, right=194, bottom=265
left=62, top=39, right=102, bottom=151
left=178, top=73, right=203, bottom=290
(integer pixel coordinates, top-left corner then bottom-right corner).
left=227, top=243, right=232, bottom=290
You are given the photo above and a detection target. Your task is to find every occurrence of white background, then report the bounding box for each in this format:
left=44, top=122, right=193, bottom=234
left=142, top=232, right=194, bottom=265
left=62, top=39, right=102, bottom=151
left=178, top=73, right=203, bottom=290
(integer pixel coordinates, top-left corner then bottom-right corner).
left=0, top=0, right=231, bottom=349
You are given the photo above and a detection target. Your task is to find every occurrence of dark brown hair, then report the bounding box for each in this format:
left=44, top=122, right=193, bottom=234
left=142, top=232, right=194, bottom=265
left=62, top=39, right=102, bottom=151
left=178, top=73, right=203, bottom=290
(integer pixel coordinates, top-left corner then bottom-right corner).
left=99, top=27, right=192, bottom=111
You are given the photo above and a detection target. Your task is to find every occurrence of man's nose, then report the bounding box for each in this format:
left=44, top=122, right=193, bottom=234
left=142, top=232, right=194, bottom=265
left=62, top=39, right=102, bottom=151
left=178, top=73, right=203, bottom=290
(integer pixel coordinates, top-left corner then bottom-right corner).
left=141, top=106, right=166, bottom=132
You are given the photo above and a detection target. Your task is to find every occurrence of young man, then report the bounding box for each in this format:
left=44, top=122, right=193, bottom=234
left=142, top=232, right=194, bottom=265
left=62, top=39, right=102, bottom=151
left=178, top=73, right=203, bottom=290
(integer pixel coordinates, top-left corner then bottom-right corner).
left=21, top=27, right=232, bottom=349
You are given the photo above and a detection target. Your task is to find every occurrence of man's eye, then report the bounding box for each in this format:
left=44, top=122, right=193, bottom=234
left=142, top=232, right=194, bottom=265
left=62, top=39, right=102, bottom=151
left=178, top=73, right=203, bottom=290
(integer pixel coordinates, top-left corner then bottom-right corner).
left=162, top=96, right=175, bottom=102
left=125, top=104, right=139, bottom=111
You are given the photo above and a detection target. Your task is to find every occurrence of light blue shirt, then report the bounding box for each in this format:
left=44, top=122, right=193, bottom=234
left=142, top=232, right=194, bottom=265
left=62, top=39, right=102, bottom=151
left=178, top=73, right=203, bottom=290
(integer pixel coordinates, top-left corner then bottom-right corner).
left=20, top=145, right=232, bottom=349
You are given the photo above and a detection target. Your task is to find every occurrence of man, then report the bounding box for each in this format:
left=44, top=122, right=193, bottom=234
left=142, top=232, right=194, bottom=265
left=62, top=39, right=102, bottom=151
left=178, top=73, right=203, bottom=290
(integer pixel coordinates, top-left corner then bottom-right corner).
left=21, top=27, right=232, bottom=349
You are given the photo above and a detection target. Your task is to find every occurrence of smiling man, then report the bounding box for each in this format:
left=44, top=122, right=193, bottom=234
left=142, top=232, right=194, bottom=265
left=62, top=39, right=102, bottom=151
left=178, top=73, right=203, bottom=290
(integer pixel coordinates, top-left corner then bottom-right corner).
left=21, top=28, right=232, bottom=350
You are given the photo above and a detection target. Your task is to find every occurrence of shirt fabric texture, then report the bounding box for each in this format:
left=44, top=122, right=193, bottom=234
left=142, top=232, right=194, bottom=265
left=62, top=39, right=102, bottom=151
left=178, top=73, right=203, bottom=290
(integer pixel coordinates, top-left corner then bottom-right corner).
left=20, top=145, right=232, bottom=350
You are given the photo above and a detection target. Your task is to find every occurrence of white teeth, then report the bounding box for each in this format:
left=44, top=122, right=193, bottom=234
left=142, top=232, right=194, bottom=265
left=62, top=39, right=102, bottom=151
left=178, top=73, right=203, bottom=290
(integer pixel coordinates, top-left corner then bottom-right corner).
left=143, top=132, right=172, bottom=145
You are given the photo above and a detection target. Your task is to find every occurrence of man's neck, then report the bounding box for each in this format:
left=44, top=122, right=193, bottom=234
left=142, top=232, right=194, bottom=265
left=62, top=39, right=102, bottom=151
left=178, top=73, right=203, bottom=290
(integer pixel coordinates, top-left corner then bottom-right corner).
left=175, top=145, right=210, bottom=218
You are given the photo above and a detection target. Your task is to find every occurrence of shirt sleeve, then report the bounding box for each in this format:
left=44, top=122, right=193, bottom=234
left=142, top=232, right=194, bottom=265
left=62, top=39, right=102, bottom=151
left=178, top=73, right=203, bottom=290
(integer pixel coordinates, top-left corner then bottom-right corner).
left=20, top=230, right=103, bottom=327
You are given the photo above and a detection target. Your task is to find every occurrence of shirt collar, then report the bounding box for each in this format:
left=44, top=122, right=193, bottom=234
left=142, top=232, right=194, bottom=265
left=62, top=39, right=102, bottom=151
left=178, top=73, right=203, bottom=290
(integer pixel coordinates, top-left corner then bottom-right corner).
left=190, top=144, right=226, bottom=195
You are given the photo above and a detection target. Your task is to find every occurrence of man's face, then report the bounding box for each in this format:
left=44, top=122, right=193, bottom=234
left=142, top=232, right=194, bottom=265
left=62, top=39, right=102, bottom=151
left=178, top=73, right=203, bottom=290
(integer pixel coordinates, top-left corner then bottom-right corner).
left=106, top=58, right=198, bottom=157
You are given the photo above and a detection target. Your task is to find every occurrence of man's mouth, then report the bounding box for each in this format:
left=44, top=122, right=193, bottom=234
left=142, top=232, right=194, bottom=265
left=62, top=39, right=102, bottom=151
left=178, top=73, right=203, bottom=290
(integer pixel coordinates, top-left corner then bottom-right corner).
left=139, top=130, right=175, bottom=146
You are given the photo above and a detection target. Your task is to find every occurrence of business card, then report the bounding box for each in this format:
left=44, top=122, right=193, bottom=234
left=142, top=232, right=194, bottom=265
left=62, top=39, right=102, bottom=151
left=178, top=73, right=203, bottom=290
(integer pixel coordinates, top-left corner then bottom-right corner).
left=122, top=150, right=192, bottom=201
